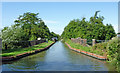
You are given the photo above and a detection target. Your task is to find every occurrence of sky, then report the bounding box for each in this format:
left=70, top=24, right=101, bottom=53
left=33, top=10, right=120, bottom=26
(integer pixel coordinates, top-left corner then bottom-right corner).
left=1, top=2, right=118, bottom=35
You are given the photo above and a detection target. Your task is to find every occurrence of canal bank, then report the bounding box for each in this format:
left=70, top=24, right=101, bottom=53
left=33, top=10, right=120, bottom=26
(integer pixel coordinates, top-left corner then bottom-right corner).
left=2, top=41, right=116, bottom=71
left=65, top=42, right=107, bottom=60
left=2, top=42, right=55, bottom=62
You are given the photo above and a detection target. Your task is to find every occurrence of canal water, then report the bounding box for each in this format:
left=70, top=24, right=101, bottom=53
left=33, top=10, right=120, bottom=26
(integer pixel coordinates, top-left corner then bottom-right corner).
left=2, top=41, right=115, bottom=71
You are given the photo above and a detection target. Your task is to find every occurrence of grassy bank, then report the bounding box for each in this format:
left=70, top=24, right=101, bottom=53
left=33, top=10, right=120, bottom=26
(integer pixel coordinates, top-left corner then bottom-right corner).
left=65, top=39, right=105, bottom=56
left=2, top=41, right=53, bottom=57
left=65, top=39, right=92, bottom=52
left=65, top=37, right=120, bottom=72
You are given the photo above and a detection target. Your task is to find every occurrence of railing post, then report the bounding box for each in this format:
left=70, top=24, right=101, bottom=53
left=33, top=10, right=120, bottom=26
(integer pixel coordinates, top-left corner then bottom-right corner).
left=92, top=39, right=96, bottom=46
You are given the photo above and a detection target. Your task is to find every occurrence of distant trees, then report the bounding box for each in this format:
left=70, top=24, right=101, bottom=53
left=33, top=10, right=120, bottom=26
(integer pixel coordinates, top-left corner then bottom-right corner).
left=2, top=12, right=59, bottom=50
left=50, top=32, right=60, bottom=40
left=61, top=11, right=116, bottom=40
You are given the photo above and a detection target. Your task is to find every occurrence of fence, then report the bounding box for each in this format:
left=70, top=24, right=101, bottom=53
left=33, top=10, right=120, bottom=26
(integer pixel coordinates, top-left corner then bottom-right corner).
left=71, top=37, right=109, bottom=47
left=87, top=40, right=92, bottom=46
left=2, top=39, right=46, bottom=50
left=29, top=40, right=46, bottom=46
left=71, top=38, right=87, bottom=46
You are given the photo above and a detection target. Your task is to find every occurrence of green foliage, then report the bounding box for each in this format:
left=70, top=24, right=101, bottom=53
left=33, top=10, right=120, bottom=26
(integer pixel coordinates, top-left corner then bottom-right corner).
left=61, top=11, right=116, bottom=40
left=2, top=26, right=27, bottom=49
left=107, top=38, right=119, bottom=61
left=92, top=42, right=107, bottom=56
left=50, top=32, right=60, bottom=40
left=66, top=37, right=120, bottom=71
left=66, top=39, right=106, bottom=56
left=2, top=12, right=57, bottom=50
left=66, top=39, right=92, bottom=52
left=106, top=37, right=120, bottom=71
left=14, top=12, right=51, bottom=40
left=92, top=37, right=120, bottom=71
left=2, top=41, right=53, bottom=57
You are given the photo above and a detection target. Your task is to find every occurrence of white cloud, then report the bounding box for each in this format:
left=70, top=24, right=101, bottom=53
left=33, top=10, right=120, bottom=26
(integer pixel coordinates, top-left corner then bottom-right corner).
left=44, top=20, right=60, bottom=24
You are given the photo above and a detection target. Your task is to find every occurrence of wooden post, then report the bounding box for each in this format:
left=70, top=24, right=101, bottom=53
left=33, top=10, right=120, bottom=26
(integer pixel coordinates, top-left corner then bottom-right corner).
left=92, top=39, right=96, bottom=46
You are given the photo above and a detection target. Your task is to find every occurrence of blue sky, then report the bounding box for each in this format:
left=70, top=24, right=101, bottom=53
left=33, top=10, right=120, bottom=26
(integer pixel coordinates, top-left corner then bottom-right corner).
left=2, top=2, right=118, bottom=35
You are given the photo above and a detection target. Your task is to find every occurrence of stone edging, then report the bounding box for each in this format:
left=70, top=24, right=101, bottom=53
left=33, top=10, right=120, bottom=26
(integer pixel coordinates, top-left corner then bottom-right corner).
left=65, top=42, right=107, bottom=60
left=2, top=42, right=55, bottom=62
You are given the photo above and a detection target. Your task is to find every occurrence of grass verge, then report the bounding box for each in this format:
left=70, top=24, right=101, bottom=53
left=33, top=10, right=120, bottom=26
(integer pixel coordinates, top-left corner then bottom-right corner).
left=65, top=39, right=105, bottom=56
left=65, top=39, right=92, bottom=52
left=2, top=41, right=53, bottom=57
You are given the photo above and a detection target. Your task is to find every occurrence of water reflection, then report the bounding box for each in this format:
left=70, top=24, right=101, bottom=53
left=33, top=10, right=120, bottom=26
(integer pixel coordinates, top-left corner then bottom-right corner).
left=2, top=41, right=115, bottom=71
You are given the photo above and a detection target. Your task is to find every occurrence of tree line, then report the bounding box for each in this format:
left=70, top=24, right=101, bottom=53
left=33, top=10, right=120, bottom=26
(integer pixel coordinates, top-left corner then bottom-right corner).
left=61, top=11, right=116, bottom=40
left=1, top=12, right=59, bottom=50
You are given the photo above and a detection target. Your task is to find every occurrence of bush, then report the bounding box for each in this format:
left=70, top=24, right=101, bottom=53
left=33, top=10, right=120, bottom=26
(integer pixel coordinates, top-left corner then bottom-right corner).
left=106, top=37, right=120, bottom=71
left=93, top=42, right=107, bottom=50
left=92, top=37, right=120, bottom=72
left=107, top=37, right=119, bottom=61
left=92, top=42, right=107, bottom=56
left=2, top=26, right=27, bottom=50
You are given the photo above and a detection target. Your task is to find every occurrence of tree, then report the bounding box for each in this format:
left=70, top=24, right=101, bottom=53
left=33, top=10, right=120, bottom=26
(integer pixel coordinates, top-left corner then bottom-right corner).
left=14, top=12, right=51, bottom=41
left=2, top=12, right=53, bottom=50
left=61, top=11, right=116, bottom=40
left=2, top=25, right=26, bottom=49
left=105, top=24, right=116, bottom=40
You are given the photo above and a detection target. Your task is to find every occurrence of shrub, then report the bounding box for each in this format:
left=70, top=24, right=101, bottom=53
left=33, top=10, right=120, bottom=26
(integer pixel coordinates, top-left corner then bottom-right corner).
left=107, top=37, right=119, bottom=61
left=92, top=42, right=107, bottom=56
left=92, top=37, right=120, bottom=71
left=106, top=37, right=120, bottom=71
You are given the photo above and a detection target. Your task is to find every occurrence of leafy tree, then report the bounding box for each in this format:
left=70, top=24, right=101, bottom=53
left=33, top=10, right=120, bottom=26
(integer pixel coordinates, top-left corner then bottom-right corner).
left=105, top=24, right=116, bottom=40
left=2, top=25, right=26, bottom=49
left=14, top=12, right=51, bottom=41
left=50, top=32, right=60, bottom=40
left=2, top=12, right=54, bottom=50
left=61, top=11, right=116, bottom=40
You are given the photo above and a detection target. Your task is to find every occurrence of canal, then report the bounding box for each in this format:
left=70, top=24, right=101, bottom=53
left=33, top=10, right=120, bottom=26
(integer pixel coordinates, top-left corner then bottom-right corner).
left=2, top=41, right=115, bottom=71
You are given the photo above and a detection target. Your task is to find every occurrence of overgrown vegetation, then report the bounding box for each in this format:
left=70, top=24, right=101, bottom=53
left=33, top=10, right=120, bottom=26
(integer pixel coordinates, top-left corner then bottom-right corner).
left=62, top=11, right=119, bottom=71
left=1, top=41, right=53, bottom=57
left=106, top=37, right=120, bottom=71
left=1, top=12, right=59, bottom=50
left=65, top=37, right=120, bottom=72
left=61, top=11, right=116, bottom=40
left=65, top=39, right=106, bottom=56
left=92, top=42, right=107, bottom=56
left=93, top=37, right=120, bottom=71
left=65, top=39, right=92, bottom=52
